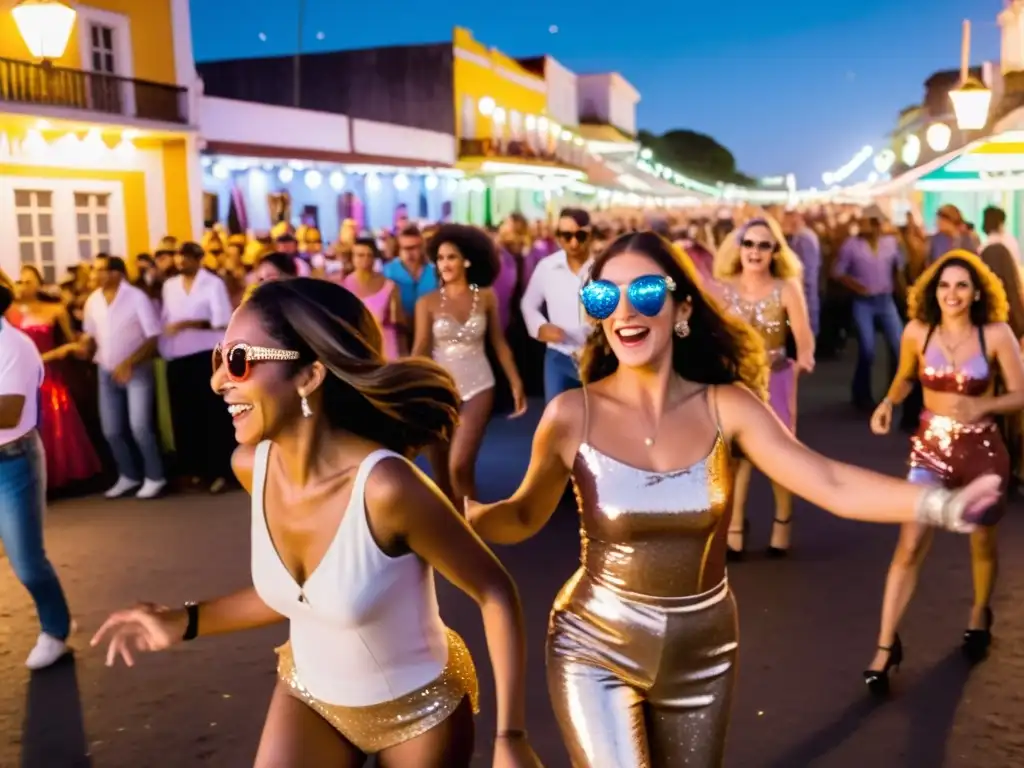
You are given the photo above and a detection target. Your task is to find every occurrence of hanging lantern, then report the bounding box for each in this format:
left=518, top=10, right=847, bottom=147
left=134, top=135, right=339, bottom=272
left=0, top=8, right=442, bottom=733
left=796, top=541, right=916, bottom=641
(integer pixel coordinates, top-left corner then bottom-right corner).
left=12, top=0, right=76, bottom=61
left=949, top=78, right=992, bottom=131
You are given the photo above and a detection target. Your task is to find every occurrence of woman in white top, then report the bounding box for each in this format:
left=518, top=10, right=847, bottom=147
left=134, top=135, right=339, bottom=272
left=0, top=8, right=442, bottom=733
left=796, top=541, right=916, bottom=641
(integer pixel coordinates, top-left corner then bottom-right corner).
left=92, top=278, right=540, bottom=768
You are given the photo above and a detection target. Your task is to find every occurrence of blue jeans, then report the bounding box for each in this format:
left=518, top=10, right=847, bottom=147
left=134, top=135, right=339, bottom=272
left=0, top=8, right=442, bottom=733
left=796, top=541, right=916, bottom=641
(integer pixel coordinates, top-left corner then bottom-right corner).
left=544, top=348, right=582, bottom=403
left=851, top=294, right=904, bottom=405
left=99, top=364, right=164, bottom=482
left=0, top=431, right=71, bottom=639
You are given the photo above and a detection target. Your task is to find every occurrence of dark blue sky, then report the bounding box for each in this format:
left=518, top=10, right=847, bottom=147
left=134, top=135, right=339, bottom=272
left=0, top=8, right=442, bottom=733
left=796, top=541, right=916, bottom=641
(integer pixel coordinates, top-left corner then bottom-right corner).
left=191, top=0, right=1003, bottom=186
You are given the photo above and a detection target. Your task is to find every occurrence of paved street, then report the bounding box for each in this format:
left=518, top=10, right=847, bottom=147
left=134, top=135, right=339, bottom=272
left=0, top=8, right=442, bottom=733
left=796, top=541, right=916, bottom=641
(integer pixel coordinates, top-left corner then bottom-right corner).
left=1, top=352, right=1023, bottom=768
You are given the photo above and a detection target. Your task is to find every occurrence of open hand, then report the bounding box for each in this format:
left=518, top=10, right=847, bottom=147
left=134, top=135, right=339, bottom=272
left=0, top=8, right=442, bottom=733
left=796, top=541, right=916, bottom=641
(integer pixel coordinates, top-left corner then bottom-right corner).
left=90, top=602, right=186, bottom=667
left=956, top=474, right=1003, bottom=528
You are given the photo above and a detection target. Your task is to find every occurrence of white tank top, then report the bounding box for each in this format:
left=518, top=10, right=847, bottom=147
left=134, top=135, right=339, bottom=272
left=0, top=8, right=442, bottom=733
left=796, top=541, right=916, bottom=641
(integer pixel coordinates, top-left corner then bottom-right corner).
left=250, top=442, right=449, bottom=706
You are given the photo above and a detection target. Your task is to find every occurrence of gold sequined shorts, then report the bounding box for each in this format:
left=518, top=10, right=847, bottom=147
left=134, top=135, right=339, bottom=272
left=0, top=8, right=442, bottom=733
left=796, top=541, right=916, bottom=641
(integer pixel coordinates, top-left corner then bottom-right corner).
left=275, top=627, right=480, bottom=753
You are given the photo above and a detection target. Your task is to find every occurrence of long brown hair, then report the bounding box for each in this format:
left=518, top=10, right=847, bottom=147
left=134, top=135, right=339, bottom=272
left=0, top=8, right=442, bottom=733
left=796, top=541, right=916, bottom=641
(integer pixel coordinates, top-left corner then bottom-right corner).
left=246, top=279, right=459, bottom=453
left=579, top=231, right=768, bottom=396
left=907, top=250, right=1008, bottom=328
left=979, top=243, right=1024, bottom=338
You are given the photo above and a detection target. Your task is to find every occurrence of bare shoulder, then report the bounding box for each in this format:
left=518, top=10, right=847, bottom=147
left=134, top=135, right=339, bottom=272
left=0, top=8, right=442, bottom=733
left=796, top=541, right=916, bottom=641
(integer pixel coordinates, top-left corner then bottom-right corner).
left=231, top=444, right=257, bottom=493
left=780, top=276, right=803, bottom=296
left=903, top=319, right=929, bottom=343
left=713, top=383, right=766, bottom=437
left=984, top=321, right=1017, bottom=347
left=545, top=387, right=586, bottom=435
left=363, top=453, right=449, bottom=540
left=416, top=291, right=440, bottom=311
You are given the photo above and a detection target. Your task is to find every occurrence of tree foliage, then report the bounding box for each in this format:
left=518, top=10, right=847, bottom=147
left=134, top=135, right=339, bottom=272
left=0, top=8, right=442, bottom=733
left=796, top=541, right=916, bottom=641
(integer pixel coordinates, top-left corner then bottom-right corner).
left=638, top=129, right=755, bottom=186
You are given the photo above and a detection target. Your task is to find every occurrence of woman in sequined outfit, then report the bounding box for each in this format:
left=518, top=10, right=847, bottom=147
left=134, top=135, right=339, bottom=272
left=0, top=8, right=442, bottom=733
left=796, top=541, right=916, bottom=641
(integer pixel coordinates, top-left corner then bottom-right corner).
left=414, top=224, right=527, bottom=504
left=92, top=279, right=540, bottom=768
left=864, top=250, right=1023, bottom=694
left=467, top=232, right=999, bottom=768
left=711, top=217, right=815, bottom=557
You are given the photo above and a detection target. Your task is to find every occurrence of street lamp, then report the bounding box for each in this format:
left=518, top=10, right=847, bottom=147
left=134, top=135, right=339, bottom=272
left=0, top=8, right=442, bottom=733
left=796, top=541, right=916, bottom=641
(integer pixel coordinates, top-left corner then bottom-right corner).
left=11, top=0, right=76, bottom=63
left=949, top=20, right=993, bottom=131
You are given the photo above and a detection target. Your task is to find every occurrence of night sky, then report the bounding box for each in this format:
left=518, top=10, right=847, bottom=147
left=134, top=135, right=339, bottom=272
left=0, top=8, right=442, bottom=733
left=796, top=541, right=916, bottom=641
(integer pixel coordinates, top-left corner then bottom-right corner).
left=191, top=0, right=1003, bottom=186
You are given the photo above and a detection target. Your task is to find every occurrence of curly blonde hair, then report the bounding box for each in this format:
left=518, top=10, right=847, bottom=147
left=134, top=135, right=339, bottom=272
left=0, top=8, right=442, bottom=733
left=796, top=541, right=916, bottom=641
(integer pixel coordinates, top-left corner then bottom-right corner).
left=907, top=249, right=1008, bottom=327
left=713, top=215, right=802, bottom=281
left=579, top=232, right=768, bottom=398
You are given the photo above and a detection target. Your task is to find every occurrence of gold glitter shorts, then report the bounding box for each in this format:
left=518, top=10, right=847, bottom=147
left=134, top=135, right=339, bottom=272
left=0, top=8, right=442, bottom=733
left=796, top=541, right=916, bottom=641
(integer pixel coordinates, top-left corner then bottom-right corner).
left=275, top=627, right=480, bottom=753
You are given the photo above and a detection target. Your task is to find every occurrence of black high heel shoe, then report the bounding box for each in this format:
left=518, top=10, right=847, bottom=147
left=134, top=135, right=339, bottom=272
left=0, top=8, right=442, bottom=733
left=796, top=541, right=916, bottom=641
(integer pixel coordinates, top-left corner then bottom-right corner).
left=767, top=517, right=791, bottom=559
left=863, top=635, right=903, bottom=696
left=962, top=607, right=993, bottom=662
left=726, top=519, right=749, bottom=561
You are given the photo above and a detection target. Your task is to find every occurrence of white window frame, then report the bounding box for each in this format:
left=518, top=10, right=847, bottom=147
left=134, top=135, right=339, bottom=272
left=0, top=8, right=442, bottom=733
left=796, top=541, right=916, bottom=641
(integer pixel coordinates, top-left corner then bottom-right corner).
left=77, top=5, right=136, bottom=117
left=0, top=178, right=127, bottom=283
left=74, top=191, right=114, bottom=260
left=13, top=190, right=57, bottom=283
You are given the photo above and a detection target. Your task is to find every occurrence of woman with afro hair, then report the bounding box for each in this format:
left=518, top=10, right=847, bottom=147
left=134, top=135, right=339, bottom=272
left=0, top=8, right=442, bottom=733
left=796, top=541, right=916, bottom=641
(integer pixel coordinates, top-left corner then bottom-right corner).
left=865, top=249, right=1024, bottom=694
left=413, top=224, right=526, bottom=504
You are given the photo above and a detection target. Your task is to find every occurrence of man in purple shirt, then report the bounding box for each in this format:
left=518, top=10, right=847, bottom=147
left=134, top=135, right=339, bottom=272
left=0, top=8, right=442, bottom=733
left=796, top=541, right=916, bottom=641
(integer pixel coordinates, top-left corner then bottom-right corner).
left=784, top=210, right=821, bottom=336
left=831, top=210, right=905, bottom=409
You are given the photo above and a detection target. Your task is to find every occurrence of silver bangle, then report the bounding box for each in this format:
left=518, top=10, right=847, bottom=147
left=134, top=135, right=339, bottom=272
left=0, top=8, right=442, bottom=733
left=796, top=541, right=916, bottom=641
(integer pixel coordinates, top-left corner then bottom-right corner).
left=914, top=487, right=965, bottom=530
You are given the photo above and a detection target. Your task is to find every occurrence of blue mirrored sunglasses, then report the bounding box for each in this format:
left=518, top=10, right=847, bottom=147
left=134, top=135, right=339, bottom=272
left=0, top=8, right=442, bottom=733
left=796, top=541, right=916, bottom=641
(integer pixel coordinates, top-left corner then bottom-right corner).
left=580, top=275, right=677, bottom=320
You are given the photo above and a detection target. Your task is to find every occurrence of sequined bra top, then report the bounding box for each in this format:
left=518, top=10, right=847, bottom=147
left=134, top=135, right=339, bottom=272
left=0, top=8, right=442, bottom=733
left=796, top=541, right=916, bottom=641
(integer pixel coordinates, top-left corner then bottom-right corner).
left=919, top=325, right=992, bottom=396
left=570, top=387, right=733, bottom=598
left=431, top=286, right=495, bottom=401
left=720, top=282, right=788, bottom=367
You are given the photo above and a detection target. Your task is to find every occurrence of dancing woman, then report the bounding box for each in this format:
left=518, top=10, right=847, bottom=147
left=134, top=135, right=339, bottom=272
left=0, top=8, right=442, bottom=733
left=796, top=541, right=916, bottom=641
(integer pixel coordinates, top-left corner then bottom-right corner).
left=343, top=238, right=403, bottom=359
left=711, top=216, right=815, bottom=557
left=467, top=232, right=998, bottom=768
left=92, top=279, right=540, bottom=768
left=865, top=250, right=1022, bottom=693
left=413, top=224, right=526, bottom=504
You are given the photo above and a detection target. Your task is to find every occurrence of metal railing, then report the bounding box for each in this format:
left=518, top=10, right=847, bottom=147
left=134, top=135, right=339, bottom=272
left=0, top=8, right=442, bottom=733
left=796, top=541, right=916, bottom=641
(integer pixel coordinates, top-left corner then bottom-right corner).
left=0, top=57, right=188, bottom=124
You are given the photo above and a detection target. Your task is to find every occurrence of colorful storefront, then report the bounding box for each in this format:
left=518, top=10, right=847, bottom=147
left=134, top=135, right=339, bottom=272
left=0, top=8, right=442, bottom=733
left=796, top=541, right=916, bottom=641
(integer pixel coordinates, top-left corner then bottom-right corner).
left=198, top=97, right=461, bottom=237
left=452, top=27, right=587, bottom=225
left=0, top=0, right=201, bottom=282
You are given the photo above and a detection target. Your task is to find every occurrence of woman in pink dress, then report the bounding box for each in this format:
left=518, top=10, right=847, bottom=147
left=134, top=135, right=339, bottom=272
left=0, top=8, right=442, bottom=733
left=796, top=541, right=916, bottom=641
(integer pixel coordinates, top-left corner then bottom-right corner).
left=343, top=238, right=403, bottom=359
left=12, top=266, right=102, bottom=489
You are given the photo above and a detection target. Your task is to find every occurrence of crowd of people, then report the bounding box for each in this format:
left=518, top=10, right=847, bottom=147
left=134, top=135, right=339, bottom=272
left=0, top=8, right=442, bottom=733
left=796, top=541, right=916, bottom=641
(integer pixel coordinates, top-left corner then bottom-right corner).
left=0, top=198, right=1019, bottom=766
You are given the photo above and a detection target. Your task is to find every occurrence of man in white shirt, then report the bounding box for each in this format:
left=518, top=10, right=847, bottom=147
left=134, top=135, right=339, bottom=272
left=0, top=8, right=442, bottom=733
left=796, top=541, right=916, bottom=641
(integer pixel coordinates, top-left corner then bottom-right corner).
left=520, top=208, right=593, bottom=402
left=0, top=284, right=73, bottom=669
left=161, top=242, right=236, bottom=492
left=80, top=255, right=166, bottom=499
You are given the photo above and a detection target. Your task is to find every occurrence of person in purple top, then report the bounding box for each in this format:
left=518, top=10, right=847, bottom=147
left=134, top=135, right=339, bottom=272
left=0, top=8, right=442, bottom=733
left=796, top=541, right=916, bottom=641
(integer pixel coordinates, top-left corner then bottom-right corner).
left=784, top=210, right=822, bottom=336
left=831, top=209, right=905, bottom=409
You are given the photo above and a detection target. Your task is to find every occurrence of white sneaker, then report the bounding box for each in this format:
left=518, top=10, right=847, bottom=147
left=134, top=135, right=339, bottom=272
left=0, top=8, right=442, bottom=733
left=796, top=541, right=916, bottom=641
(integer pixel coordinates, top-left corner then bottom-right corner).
left=25, top=633, right=69, bottom=670
left=136, top=478, right=167, bottom=499
left=105, top=476, right=141, bottom=498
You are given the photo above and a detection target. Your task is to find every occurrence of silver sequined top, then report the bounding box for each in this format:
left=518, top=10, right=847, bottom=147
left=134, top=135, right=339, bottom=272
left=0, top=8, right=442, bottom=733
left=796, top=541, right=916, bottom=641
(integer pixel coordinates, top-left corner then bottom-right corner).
left=432, top=310, right=495, bottom=401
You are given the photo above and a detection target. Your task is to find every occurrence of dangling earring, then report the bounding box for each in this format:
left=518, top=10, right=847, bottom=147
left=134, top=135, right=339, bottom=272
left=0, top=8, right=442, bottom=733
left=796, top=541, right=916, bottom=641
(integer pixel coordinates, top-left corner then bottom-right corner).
left=674, top=318, right=691, bottom=338
left=300, top=392, right=313, bottom=418
left=974, top=292, right=981, bottom=302
left=464, top=260, right=472, bottom=268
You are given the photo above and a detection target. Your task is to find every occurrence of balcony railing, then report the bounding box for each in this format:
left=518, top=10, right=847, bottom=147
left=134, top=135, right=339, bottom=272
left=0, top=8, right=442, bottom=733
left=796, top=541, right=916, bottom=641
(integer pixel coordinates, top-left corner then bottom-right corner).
left=459, top=138, right=583, bottom=168
left=0, top=57, right=188, bottom=124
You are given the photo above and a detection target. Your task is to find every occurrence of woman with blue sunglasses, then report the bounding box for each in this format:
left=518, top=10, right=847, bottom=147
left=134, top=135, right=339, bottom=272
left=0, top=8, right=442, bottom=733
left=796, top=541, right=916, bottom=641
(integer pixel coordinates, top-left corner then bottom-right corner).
left=711, top=216, right=815, bottom=559
left=466, top=231, right=999, bottom=767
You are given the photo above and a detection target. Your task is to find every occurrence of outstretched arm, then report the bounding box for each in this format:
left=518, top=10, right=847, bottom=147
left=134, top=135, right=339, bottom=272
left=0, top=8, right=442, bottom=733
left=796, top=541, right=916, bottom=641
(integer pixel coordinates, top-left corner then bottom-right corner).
left=719, top=384, right=996, bottom=524
left=467, top=391, right=580, bottom=543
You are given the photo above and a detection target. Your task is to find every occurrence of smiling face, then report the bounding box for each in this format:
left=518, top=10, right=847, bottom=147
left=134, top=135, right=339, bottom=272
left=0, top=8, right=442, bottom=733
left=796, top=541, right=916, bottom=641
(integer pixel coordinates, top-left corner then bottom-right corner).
left=435, top=241, right=466, bottom=285
left=16, top=266, right=41, bottom=301
left=210, top=305, right=304, bottom=446
left=738, top=223, right=777, bottom=276
left=596, top=250, right=689, bottom=370
left=935, top=264, right=975, bottom=320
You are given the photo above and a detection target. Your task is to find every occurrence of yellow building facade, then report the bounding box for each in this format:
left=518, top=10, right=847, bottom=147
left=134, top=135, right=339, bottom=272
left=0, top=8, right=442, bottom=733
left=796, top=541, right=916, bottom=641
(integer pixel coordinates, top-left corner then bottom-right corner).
left=451, top=27, right=586, bottom=225
left=0, top=0, right=200, bottom=283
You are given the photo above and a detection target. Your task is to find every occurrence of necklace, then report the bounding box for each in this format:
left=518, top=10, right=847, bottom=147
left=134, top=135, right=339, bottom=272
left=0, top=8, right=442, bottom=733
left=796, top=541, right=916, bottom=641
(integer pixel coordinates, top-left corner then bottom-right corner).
left=939, top=326, right=973, bottom=363
left=439, top=283, right=479, bottom=344
left=642, top=385, right=707, bottom=448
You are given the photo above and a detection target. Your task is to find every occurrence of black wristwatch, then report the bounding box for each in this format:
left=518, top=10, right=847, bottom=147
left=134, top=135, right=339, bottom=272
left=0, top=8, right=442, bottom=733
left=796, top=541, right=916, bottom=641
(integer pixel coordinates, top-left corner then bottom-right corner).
left=182, top=602, right=199, bottom=642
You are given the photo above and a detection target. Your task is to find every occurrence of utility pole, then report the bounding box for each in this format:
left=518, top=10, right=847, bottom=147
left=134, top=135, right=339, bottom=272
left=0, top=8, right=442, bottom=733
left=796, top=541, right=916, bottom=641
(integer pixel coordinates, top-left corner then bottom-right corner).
left=293, top=0, right=305, bottom=107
